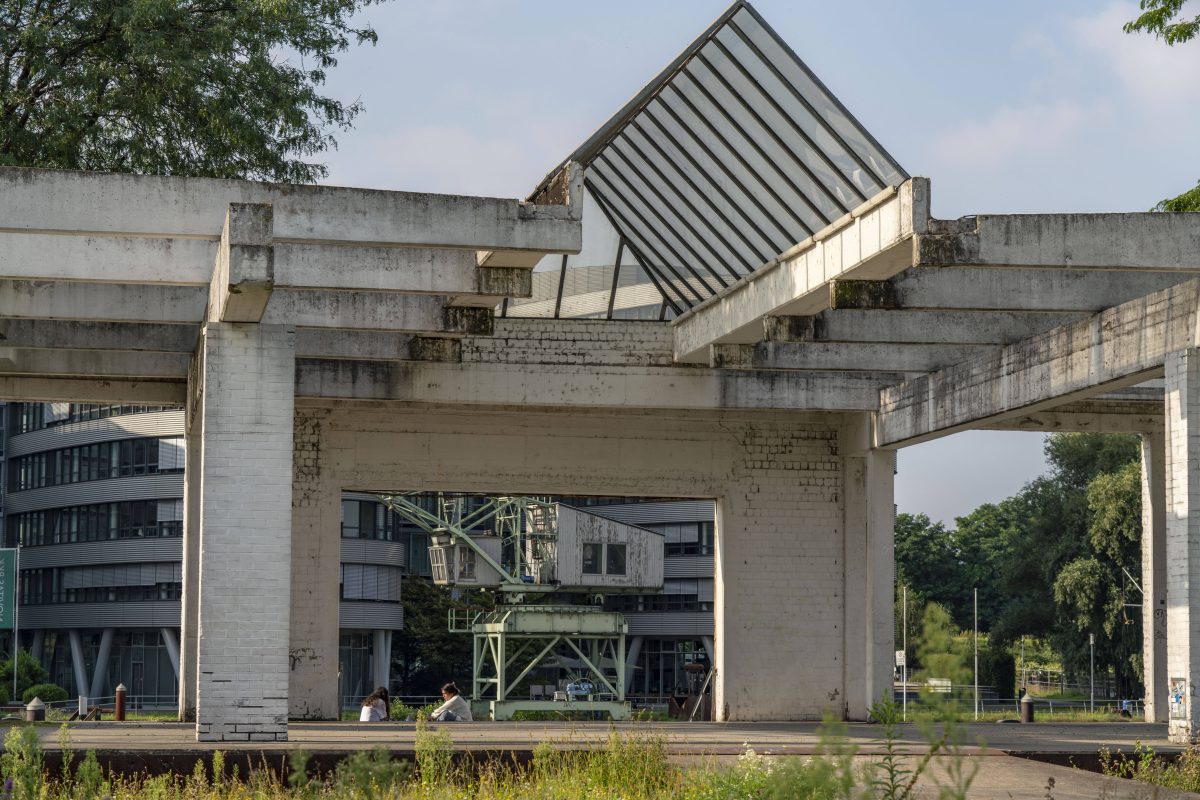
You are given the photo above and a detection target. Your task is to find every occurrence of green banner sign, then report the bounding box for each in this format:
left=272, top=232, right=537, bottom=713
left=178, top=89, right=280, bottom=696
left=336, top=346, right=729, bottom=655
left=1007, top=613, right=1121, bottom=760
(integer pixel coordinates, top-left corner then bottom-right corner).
left=0, top=549, right=15, bottom=630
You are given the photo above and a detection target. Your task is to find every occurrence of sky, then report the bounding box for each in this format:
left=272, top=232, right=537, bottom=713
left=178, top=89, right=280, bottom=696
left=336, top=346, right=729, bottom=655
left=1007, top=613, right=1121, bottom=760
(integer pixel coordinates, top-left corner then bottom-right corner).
left=308, top=0, right=1200, bottom=526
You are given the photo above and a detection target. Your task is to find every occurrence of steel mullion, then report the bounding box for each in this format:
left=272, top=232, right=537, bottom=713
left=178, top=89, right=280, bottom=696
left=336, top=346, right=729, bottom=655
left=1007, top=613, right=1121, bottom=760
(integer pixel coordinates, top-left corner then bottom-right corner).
left=610, top=133, right=753, bottom=278
left=586, top=182, right=688, bottom=314
left=595, top=152, right=727, bottom=292
left=681, top=60, right=835, bottom=229
left=626, top=117, right=770, bottom=266
left=663, top=81, right=813, bottom=240
left=638, top=108, right=785, bottom=255
left=709, top=33, right=867, bottom=206
left=606, top=239, right=625, bottom=320
left=586, top=175, right=705, bottom=306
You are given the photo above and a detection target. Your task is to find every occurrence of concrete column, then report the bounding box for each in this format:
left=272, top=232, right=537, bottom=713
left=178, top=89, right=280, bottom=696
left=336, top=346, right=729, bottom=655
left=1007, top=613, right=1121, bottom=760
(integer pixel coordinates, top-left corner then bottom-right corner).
left=713, top=419, right=846, bottom=721
left=372, top=629, right=389, bottom=691
left=701, top=636, right=715, bottom=666
left=30, top=630, right=44, bottom=662
left=88, top=628, right=115, bottom=699
left=289, top=410, right=342, bottom=719
left=68, top=630, right=88, bottom=698
left=194, top=322, right=296, bottom=742
left=1165, top=348, right=1200, bottom=743
left=1142, top=431, right=1168, bottom=722
left=624, top=635, right=643, bottom=691
left=179, top=414, right=202, bottom=721
left=161, top=628, right=181, bottom=679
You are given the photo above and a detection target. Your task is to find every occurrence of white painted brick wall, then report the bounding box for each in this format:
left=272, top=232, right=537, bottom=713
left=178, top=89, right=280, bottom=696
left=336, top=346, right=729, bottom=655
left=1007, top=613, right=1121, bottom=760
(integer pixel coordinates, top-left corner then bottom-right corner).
left=196, top=323, right=295, bottom=742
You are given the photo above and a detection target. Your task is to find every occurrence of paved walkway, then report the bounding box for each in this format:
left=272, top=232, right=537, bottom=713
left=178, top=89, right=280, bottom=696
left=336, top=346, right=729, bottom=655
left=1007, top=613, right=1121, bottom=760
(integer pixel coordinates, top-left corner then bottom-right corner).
left=15, top=721, right=1198, bottom=799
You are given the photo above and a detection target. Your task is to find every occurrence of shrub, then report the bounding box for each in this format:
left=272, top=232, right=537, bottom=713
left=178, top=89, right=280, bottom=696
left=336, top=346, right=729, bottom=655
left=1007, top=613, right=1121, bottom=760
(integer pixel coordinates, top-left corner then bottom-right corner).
left=22, top=683, right=68, bottom=704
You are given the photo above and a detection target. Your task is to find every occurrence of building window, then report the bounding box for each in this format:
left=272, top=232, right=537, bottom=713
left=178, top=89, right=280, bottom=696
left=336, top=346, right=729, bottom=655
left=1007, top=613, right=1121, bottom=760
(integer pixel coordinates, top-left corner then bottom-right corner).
left=8, top=499, right=184, bottom=547
left=582, top=542, right=602, bottom=575
left=457, top=546, right=476, bottom=580
left=606, top=543, right=627, bottom=575
left=8, top=436, right=183, bottom=492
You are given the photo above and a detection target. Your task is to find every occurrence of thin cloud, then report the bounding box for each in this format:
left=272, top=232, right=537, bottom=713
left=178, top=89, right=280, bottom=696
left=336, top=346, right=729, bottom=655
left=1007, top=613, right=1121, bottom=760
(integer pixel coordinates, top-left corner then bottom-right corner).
left=932, top=101, right=1093, bottom=168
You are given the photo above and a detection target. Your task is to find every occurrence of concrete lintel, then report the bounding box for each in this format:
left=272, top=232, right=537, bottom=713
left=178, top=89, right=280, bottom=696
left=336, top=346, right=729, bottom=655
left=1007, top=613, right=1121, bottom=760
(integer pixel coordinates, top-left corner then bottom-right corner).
left=0, top=319, right=199, bottom=352
left=0, top=231, right=217, bottom=285
left=0, top=166, right=582, bottom=254
left=980, top=400, right=1163, bottom=434
left=208, top=203, right=274, bottom=323
left=875, top=277, right=1200, bottom=447
left=262, top=290, right=449, bottom=332
left=914, top=211, right=1200, bottom=269
left=671, top=178, right=929, bottom=362
left=711, top=341, right=995, bottom=373
left=274, top=243, right=480, bottom=294
left=833, top=268, right=1193, bottom=312
left=765, top=310, right=1087, bottom=345
left=0, top=347, right=189, bottom=379
left=294, top=359, right=899, bottom=411
left=0, top=375, right=185, bottom=404
left=0, top=280, right=206, bottom=323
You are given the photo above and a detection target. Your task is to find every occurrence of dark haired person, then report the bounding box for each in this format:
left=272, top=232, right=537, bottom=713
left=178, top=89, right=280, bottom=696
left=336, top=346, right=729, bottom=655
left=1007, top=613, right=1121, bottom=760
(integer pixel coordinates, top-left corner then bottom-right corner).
left=429, top=682, right=472, bottom=721
left=359, top=687, right=390, bottom=722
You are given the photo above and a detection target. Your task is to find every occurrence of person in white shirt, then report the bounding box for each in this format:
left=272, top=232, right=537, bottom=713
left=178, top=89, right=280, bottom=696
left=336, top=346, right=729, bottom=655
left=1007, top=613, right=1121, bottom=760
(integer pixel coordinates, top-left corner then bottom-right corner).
left=359, top=687, right=390, bottom=722
left=429, top=682, right=472, bottom=722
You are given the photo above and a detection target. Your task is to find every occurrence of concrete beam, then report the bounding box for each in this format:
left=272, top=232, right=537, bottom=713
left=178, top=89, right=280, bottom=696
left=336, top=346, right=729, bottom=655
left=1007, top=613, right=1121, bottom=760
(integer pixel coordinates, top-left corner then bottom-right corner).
left=979, top=400, right=1163, bottom=434
left=0, top=319, right=199, bottom=352
left=671, top=179, right=930, bottom=362
left=875, top=278, right=1200, bottom=447
left=208, top=204, right=273, bottom=323
left=0, top=347, right=189, bottom=379
left=765, top=310, right=1086, bottom=345
left=832, top=268, right=1193, bottom=313
left=294, top=359, right=904, bottom=411
left=0, top=280, right=206, bottom=322
left=0, top=231, right=216, bottom=285
left=0, top=166, right=582, bottom=254
left=0, top=375, right=184, bottom=404
left=292, top=329, right=461, bottom=362
left=710, top=341, right=994, bottom=373
left=260, top=291, right=491, bottom=334
left=914, top=212, right=1200, bottom=269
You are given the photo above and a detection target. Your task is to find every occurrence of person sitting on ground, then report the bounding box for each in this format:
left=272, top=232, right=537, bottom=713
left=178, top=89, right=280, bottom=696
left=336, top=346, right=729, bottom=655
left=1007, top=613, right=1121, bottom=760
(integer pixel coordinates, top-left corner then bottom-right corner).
left=359, top=687, right=390, bottom=722
left=429, top=682, right=472, bottom=722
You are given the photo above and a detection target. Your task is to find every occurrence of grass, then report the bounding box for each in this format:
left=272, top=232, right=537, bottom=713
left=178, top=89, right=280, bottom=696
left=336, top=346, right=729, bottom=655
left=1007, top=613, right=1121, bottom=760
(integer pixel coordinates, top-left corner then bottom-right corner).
left=1, top=698, right=980, bottom=800
left=1100, top=742, right=1200, bottom=793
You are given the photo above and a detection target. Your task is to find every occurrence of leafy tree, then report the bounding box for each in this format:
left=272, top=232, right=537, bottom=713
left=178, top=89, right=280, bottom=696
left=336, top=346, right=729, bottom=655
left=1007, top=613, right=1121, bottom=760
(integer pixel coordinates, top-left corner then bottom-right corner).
left=0, top=0, right=379, bottom=181
left=0, top=649, right=49, bottom=703
left=914, top=603, right=971, bottom=694
left=1125, top=1, right=1200, bottom=211
left=393, top=578, right=492, bottom=697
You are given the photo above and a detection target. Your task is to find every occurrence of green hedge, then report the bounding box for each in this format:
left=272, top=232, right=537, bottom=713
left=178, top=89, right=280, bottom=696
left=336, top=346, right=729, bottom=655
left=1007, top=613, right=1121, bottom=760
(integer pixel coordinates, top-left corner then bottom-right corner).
left=22, top=683, right=68, bottom=704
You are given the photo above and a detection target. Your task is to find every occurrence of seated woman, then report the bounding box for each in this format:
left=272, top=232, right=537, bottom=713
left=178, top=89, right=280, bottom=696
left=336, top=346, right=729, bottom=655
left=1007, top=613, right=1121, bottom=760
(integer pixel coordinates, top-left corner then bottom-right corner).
left=359, top=687, right=390, bottom=722
left=429, top=682, right=472, bottom=722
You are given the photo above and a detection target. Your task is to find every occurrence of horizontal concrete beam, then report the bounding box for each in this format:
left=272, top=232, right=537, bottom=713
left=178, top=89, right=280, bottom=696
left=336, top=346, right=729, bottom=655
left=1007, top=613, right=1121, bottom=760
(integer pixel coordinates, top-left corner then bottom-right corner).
left=0, top=281, right=206, bottom=322
left=979, top=399, right=1163, bottom=434
left=294, top=359, right=902, bottom=411
left=914, top=212, right=1200, bottom=269
left=710, top=341, right=994, bottom=373
left=293, top=330, right=460, bottom=362
left=261, top=291, right=491, bottom=334
left=0, top=166, right=582, bottom=253
left=765, top=310, right=1086, bottom=345
left=0, top=319, right=199, bottom=351
left=0, top=347, right=189, bottom=379
left=833, top=268, right=1192, bottom=313
left=208, top=203, right=273, bottom=323
left=670, top=179, right=929, bottom=362
left=875, top=278, right=1200, bottom=447
left=0, top=375, right=185, bottom=404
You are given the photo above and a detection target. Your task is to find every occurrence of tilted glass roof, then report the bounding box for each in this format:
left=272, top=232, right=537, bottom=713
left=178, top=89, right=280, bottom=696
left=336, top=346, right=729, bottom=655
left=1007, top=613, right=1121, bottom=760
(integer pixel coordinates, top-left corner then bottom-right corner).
left=521, top=0, right=907, bottom=317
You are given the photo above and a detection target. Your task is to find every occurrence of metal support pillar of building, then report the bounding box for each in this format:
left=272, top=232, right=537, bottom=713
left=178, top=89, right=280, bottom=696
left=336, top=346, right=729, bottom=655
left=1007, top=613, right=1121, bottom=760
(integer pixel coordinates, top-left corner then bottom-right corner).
left=31, top=630, right=44, bottom=662
left=1165, top=348, right=1200, bottom=743
left=88, top=628, right=115, bottom=699
left=371, top=630, right=391, bottom=692
left=161, top=627, right=181, bottom=680
left=68, top=630, right=88, bottom=698
left=1142, top=431, right=1168, bottom=723
left=624, top=635, right=643, bottom=691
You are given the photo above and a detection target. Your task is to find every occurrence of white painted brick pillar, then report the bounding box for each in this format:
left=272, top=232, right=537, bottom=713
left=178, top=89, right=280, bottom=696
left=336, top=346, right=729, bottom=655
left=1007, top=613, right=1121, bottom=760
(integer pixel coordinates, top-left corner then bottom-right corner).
left=842, top=429, right=895, bottom=720
left=194, top=322, right=296, bottom=742
left=1165, top=348, right=1200, bottom=743
left=1142, top=431, right=1168, bottom=723
left=178, top=414, right=202, bottom=721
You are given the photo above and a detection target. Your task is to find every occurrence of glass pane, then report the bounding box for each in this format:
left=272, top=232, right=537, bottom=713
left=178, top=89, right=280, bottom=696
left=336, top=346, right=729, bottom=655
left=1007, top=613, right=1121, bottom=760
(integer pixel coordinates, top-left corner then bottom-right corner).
left=582, top=543, right=602, bottom=575
left=606, top=544, right=627, bottom=576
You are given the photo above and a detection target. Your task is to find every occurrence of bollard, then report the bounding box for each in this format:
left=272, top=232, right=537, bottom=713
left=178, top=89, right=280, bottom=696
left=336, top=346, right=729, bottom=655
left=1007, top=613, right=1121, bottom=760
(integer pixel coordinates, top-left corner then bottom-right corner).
left=25, top=697, right=45, bottom=722
left=115, top=684, right=126, bottom=721
left=1020, top=692, right=1035, bottom=723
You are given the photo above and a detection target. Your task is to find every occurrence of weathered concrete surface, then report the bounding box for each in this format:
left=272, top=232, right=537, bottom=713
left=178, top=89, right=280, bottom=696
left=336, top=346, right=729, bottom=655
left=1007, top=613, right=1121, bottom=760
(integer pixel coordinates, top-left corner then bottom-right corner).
left=671, top=179, right=929, bottom=362
left=0, top=319, right=200, bottom=352
left=207, top=204, right=273, bottom=323
left=0, top=280, right=207, bottom=322
left=1144, top=432, right=1169, bottom=723
left=765, top=309, right=1086, bottom=345
left=710, top=341, right=993, bottom=372
left=0, top=375, right=185, bottom=404
left=875, top=278, right=1200, bottom=447
left=914, top=211, right=1200, bottom=270
left=0, top=347, right=189, bottom=379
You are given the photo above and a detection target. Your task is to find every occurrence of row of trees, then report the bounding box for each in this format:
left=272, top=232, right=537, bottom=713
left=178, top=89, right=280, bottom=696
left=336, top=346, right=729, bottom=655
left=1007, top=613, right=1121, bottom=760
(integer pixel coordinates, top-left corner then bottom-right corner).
left=896, top=433, right=1145, bottom=696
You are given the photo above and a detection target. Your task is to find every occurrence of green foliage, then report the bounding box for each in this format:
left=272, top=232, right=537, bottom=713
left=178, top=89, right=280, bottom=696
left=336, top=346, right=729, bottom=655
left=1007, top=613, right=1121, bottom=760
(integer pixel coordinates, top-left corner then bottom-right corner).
left=395, top=578, right=492, bottom=696
left=1125, top=0, right=1200, bottom=45
left=0, top=649, right=50, bottom=703
left=1101, top=742, right=1200, bottom=792
left=333, top=747, right=412, bottom=799
left=915, top=603, right=971, bottom=692
left=413, top=716, right=454, bottom=787
left=1, top=725, right=44, bottom=800
left=0, top=0, right=380, bottom=182
left=22, top=683, right=68, bottom=704
left=1153, top=181, right=1200, bottom=212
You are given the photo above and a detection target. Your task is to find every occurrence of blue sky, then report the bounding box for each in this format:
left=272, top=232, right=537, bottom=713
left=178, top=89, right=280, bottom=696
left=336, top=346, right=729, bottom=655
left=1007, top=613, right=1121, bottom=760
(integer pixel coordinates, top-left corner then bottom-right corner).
left=312, top=0, right=1200, bottom=525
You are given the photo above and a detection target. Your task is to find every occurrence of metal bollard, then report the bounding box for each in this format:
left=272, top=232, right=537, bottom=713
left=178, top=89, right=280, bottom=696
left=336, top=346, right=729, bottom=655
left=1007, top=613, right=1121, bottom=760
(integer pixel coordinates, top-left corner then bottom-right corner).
left=1020, top=692, right=1035, bottom=723
left=25, top=697, right=45, bottom=722
left=115, top=684, right=126, bottom=721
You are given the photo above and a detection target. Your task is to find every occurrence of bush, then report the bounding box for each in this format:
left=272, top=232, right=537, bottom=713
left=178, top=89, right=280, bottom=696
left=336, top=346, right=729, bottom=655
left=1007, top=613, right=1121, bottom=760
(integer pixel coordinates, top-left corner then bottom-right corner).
left=0, top=650, right=49, bottom=703
left=23, top=683, right=68, bottom=704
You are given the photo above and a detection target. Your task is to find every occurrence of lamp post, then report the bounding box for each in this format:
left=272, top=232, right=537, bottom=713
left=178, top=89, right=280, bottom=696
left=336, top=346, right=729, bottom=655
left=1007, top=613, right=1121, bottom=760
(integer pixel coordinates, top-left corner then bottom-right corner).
left=1089, top=633, right=1095, bottom=713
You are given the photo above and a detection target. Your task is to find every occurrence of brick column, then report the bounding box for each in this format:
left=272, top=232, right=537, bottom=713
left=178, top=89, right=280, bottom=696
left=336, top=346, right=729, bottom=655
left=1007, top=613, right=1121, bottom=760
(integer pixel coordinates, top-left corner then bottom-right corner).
left=1142, top=431, right=1168, bottom=722
left=195, top=322, right=295, bottom=742
left=178, top=413, right=202, bottom=721
left=1166, top=349, right=1200, bottom=743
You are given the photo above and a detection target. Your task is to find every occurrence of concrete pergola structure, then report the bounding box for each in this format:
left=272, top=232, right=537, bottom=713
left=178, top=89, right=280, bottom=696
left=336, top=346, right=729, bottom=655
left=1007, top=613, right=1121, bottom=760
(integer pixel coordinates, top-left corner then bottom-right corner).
left=3, top=2, right=1200, bottom=745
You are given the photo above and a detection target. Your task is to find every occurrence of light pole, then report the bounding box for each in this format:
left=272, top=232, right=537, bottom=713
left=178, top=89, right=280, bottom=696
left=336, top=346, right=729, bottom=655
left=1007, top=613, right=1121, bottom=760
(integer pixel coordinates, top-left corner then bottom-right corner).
left=973, top=587, right=979, bottom=720
left=1089, top=633, right=1095, bottom=713
left=902, top=585, right=907, bottom=722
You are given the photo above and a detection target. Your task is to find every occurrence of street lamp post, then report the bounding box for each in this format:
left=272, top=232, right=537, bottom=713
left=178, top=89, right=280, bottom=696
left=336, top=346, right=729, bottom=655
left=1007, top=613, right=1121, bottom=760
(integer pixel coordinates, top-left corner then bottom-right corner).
left=1089, top=633, right=1095, bottom=713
